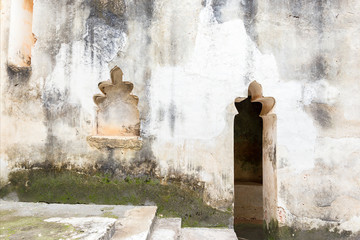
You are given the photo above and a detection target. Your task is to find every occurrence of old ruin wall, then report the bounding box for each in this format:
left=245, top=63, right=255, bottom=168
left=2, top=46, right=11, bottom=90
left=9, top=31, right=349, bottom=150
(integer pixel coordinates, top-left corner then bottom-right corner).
left=1, top=0, right=360, bottom=235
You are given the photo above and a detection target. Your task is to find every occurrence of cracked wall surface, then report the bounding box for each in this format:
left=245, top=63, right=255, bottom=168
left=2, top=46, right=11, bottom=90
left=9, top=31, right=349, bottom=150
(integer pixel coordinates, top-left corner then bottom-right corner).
left=1, top=0, right=360, bottom=235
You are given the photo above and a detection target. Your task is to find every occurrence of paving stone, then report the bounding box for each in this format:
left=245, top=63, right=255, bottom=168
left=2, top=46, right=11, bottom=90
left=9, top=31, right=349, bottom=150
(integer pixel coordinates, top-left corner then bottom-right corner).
left=149, top=218, right=182, bottom=240
left=44, top=217, right=116, bottom=240
left=112, top=206, right=157, bottom=240
left=0, top=200, right=136, bottom=218
left=0, top=200, right=156, bottom=240
left=180, top=228, right=238, bottom=240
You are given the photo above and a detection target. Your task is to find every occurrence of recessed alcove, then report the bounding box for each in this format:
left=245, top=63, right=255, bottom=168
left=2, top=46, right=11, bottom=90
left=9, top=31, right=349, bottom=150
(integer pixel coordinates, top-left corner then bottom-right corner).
left=8, top=0, right=35, bottom=71
left=234, top=97, right=263, bottom=184
left=234, top=81, right=276, bottom=225
left=87, top=66, right=142, bottom=150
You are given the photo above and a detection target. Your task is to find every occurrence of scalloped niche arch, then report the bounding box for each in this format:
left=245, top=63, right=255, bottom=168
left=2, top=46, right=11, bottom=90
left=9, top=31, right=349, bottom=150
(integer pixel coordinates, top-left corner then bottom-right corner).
left=233, top=81, right=277, bottom=227
left=87, top=66, right=142, bottom=150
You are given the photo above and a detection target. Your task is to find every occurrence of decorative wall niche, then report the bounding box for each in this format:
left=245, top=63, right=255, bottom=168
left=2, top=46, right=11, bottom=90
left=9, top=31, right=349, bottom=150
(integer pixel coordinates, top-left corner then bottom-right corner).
left=87, top=66, right=142, bottom=150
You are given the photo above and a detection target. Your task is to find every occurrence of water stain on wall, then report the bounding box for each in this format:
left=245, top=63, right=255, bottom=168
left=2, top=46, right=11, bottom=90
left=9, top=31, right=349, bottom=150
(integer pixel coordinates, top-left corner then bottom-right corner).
left=305, top=102, right=334, bottom=129
left=311, top=55, right=328, bottom=81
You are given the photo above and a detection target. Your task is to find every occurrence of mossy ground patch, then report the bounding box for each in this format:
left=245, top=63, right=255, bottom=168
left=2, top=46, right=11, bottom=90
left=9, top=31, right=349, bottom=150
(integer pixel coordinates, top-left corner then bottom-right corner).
left=1, top=169, right=231, bottom=228
left=0, top=211, right=78, bottom=240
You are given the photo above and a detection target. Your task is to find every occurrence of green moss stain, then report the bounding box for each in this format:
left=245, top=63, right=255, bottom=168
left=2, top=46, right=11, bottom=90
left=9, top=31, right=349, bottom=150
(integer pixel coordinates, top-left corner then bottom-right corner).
left=0, top=184, right=12, bottom=199
left=101, top=207, right=114, bottom=211
left=264, top=219, right=357, bottom=240
left=3, top=169, right=231, bottom=228
left=100, top=207, right=118, bottom=219
left=0, top=210, right=15, bottom=217
left=233, top=220, right=358, bottom=240
left=101, top=212, right=118, bottom=219
left=0, top=214, right=78, bottom=240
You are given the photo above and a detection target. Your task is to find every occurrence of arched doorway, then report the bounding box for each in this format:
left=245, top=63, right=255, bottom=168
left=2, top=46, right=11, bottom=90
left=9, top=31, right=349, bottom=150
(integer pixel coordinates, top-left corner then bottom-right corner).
left=234, top=81, right=277, bottom=226
left=234, top=96, right=263, bottom=223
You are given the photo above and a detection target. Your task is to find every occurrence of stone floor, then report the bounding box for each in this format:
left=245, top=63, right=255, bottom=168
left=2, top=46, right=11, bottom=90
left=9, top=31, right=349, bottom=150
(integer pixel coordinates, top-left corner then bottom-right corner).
left=234, top=223, right=265, bottom=240
left=0, top=200, right=238, bottom=240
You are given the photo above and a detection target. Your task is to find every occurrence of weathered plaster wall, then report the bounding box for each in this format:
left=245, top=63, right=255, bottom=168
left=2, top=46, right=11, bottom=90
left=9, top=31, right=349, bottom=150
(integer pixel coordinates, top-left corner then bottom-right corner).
left=242, top=0, right=360, bottom=234
left=1, top=0, right=360, bottom=234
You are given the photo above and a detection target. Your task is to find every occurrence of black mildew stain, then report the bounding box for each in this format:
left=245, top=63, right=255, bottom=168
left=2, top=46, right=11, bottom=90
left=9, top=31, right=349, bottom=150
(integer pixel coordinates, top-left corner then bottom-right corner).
left=169, top=101, right=177, bottom=136
left=314, top=0, right=325, bottom=33
left=279, top=183, right=295, bottom=208
left=289, top=0, right=303, bottom=21
left=89, top=0, right=127, bottom=25
left=139, top=0, right=155, bottom=21
left=271, top=143, right=277, bottom=169
left=278, top=157, right=289, bottom=169
left=168, top=14, right=178, bottom=65
left=86, top=0, right=127, bottom=62
left=314, top=187, right=336, bottom=209
left=311, top=55, right=328, bottom=81
left=125, top=0, right=156, bottom=164
left=157, top=108, right=165, bottom=121
left=42, top=73, right=81, bottom=163
left=307, top=102, right=333, bottom=128
left=6, top=66, right=32, bottom=85
left=201, top=0, right=227, bottom=23
left=288, top=0, right=327, bottom=33
left=38, top=2, right=84, bottom=70
left=96, top=148, right=120, bottom=175
left=212, top=0, right=227, bottom=23
left=139, top=68, right=153, bottom=134
left=125, top=0, right=154, bottom=27
left=241, top=0, right=258, bottom=43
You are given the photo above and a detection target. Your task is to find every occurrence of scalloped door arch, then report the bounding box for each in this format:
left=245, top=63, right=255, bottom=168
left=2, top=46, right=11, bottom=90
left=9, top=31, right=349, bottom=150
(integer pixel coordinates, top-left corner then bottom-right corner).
left=234, top=81, right=277, bottom=227
left=235, top=81, right=275, bottom=116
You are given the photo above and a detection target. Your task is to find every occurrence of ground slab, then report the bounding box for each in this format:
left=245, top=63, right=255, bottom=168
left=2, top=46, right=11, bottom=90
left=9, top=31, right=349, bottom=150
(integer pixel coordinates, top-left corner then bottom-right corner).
left=0, top=201, right=240, bottom=240
left=111, top=205, right=157, bottom=240
left=150, top=218, right=182, bottom=240
left=0, top=200, right=156, bottom=240
left=180, top=228, right=238, bottom=240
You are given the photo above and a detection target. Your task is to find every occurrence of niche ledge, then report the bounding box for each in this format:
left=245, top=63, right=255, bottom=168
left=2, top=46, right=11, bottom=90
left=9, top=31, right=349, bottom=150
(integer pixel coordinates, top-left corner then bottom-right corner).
left=87, top=135, right=143, bottom=150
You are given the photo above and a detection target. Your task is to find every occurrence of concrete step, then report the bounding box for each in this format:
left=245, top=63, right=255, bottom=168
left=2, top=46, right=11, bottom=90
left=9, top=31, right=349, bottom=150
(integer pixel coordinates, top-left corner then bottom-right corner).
left=180, top=228, right=238, bottom=240
left=149, top=217, right=182, bottom=240
left=111, top=206, right=157, bottom=240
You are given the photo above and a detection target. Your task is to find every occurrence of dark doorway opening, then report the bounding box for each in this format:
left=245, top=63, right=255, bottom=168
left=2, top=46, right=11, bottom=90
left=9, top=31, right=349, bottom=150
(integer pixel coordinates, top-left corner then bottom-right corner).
left=234, top=96, right=263, bottom=224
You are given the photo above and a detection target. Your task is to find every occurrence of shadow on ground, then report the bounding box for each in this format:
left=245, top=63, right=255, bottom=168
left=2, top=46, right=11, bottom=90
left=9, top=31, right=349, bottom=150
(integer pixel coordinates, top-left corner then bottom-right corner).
left=234, top=223, right=265, bottom=240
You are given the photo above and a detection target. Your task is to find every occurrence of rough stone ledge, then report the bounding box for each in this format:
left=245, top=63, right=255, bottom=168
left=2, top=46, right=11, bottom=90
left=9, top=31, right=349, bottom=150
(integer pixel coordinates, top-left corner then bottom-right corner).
left=87, top=135, right=143, bottom=150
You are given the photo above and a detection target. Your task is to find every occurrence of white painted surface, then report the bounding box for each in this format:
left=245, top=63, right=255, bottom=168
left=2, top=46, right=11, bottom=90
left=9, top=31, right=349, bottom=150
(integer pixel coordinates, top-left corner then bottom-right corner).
left=180, top=228, right=238, bottom=240
left=112, top=206, right=157, bottom=240
left=45, top=217, right=116, bottom=240
left=150, top=218, right=181, bottom=240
